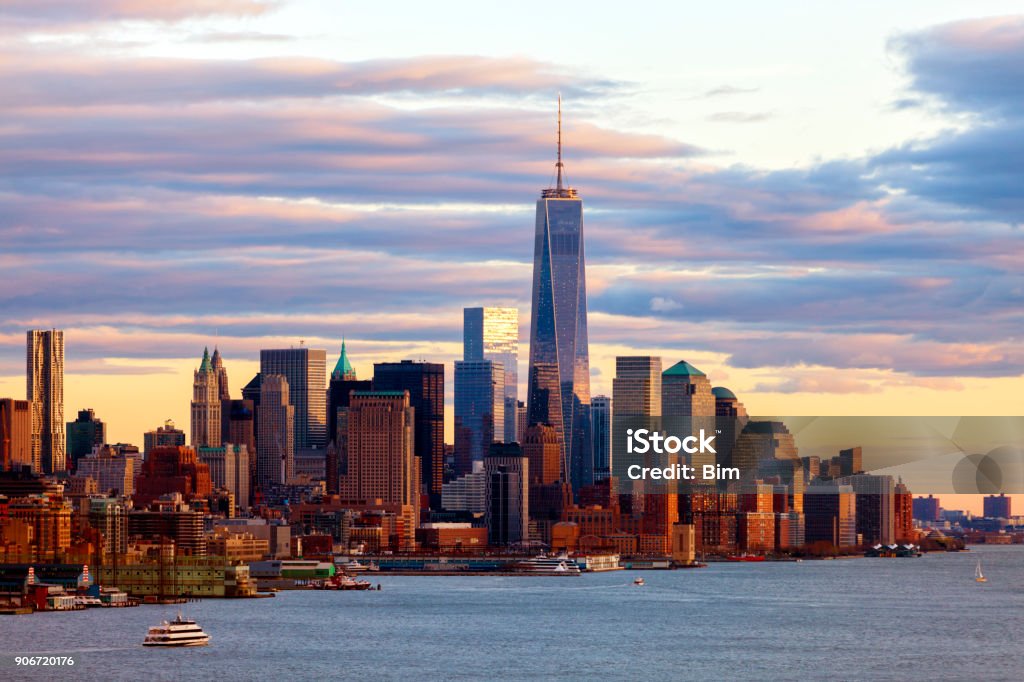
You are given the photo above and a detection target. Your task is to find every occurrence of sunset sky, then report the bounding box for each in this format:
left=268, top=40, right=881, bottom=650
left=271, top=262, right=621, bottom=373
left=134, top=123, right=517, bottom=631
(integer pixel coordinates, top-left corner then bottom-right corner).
left=2, top=2, right=1023, bottom=511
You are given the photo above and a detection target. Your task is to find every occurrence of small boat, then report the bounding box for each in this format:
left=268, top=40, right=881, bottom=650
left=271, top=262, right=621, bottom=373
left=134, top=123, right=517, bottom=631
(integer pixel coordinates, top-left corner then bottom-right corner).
left=633, top=577, right=645, bottom=586
left=975, top=559, right=987, bottom=583
left=143, top=613, right=210, bottom=647
left=511, top=554, right=583, bottom=576
left=726, top=554, right=766, bottom=563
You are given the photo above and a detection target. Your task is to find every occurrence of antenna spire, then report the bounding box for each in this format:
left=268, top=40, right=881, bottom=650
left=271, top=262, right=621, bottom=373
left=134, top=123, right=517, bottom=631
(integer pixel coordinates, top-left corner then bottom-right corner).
left=556, top=94, right=564, bottom=191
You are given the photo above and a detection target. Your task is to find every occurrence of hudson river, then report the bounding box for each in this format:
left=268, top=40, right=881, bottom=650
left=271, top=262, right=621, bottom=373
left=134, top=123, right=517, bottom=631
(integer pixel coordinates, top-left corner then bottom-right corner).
left=3, top=546, right=1023, bottom=680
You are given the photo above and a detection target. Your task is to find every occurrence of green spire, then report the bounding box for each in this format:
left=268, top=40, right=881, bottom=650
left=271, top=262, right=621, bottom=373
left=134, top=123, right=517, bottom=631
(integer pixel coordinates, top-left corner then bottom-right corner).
left=199, top=346, right=212, bottom=373
left=332, top=338, right=355, bottom=380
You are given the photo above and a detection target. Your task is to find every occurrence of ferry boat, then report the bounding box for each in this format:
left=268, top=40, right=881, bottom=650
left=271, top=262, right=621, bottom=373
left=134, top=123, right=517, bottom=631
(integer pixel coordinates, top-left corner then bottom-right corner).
left=143, top=613, right=211, bottom=647
left=72, top=595, right=103, bottom=608
left=511, top=555, right=582, bottom=576
left=312, top=575, right=374, bottom=591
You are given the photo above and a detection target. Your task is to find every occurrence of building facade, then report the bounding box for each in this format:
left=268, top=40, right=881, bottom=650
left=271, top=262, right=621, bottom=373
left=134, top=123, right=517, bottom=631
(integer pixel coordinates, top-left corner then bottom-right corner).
left=453, top=360, right=505, bottom=477
left=590, top=395, right=612, bottom=482
left=257, top=374, right=294, bottom=489
left=66, top=409, right=106, bottom=470
left=260, top=347, right=327, bottom=449
left=191, top=348, right=222, bottom=448
left=27, top=329, right=65, bottom=473
left=464, top=307, right=519, bottom=442
left=0, top=398, right=33, bottom=472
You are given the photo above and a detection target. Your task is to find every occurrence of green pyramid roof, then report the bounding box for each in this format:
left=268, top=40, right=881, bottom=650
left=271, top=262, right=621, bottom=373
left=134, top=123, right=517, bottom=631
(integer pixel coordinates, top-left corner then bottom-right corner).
left=663, top=360, right=705, bottom=377
left=332, top=339, right=355, bottom=379
left=199, top=347, right=212, bottom=373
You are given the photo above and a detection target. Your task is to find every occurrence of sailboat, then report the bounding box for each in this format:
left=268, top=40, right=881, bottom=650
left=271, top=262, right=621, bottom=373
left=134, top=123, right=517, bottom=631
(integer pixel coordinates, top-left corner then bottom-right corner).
left=975, top=559, right=987, bottom=583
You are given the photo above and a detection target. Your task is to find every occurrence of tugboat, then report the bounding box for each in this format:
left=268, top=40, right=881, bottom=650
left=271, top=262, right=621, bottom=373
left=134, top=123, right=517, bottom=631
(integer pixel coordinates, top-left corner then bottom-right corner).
left=143, top=612, right=211, bottom=647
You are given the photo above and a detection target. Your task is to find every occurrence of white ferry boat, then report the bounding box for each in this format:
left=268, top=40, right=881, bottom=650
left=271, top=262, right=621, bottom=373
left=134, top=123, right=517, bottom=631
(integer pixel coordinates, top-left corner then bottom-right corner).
left=143, top=613, right=211, bottom=647
left=511, top=554, right=582, bottom=576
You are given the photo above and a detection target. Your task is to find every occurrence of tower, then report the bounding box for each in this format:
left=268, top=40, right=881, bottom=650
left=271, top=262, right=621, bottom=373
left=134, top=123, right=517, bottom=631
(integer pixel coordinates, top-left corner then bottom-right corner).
left=525, top=98, right=592, bottom=494
left=259, top=347, right=327, bottom=449
left=190, top=348, right=222, bottom=448
left=257, top=374, right=294, bottom=489
left=211, top=347, right=230, bottom=401
left=27, top=329, right=65, bottom=473
left=463, top=307, right=519, bottom=442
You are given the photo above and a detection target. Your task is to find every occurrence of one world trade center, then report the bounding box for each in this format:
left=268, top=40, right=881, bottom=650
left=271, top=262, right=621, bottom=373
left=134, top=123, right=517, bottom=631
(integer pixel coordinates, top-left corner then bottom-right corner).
left=526, top=99, right=592, bottom=494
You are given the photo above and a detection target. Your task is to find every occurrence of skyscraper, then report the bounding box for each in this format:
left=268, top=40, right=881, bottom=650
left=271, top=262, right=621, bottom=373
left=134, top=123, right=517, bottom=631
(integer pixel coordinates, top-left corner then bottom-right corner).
left=66, top=408, right=106, bottom=469
left=144, top=420, right=186, bottom=454
left=612, top=356, right=662, bottom=484
left=191, top=348, right=222, bottom=448
left=27, top=329, right=65, bottom=473
left=662, top=361, right=715, bottom=416
left=590, top=396, right=612, bottom=482
left=0, top=398, right=32, bottom=472
left=453, top=360, right=505, bottom=477
left=260, top=347, right=327, bottom=449
left=526, top=100, right=592, bottom=494
left=257, top=374, right=294, bottom=489
left=484, top=447, right=529, bottom=546
left=210, top=347, right=230, bottom=401
left=327, top=340, right=371, bottom=445
left=464, top=307, right=519, bottom=441
left=373, top=361, right=444, bottom=507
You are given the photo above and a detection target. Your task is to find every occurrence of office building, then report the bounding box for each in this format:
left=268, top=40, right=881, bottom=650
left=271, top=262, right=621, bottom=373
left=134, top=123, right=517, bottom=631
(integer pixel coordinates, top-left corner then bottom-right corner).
left=734, top=421, right=799, bottom=483
left=76, top=445, right=136, bottom=496
left=257, top=375, right=294, bottom=489
left=27, top=329, right=65, bottom=473
left=453, top=359, right=505, bottom=477
left=210, top=347, right=230, bottom=401
left=484, top=448, right=529, bottom=546
left=839, top=447, right=863, bottom=477
left=0, top=398, right=32, bottom=472
left=144, top=420, right=186, bottom=455
left=373, top=361, right=443, bottom=507
left=198, top=444, right=251, bottom=512
left=662, top=361, right=715, bottom=416
left=326, top=341, right=371, bottom=494
left=612, top=356, right=662, bottom=484
left=837, top=473, right=895, bottom=545
left=912, top=495, right=941, bottom=522
left=804, top=481, right=857, bottom=547
left=133, top=446, right=212, bottom=508
left=88, top=497, right=129, bottom=557
left=464, top=307, right=519, bottom=441
left=66, top=408, right=106, bottom=470
left=525, top=102, right=592, bottom=494
left=441, top=461, right=487, bottom=514
left=894, top=479, right=913, bottom=541
left=191, top=348, right=222, bottom=448
left=984, top=493, right=1012, bottom=519
left=590, top=395, right=612, bottom=481
left=521, top=423, right=561, bottom=485
left=260, top=347, right=327, bottom=449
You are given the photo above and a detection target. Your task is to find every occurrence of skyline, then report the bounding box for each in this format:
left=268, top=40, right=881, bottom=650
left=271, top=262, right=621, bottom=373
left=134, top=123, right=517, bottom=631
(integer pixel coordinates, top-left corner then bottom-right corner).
left=3, top=3, right=1024, bottom=514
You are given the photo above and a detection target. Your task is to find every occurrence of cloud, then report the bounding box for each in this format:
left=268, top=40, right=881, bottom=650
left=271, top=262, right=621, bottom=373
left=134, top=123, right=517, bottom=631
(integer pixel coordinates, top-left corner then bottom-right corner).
left=704, top=86, right=759, bottom=98
left=707, top=111, right=773, bottom=123
left=1, top=0, right=274, bottom=28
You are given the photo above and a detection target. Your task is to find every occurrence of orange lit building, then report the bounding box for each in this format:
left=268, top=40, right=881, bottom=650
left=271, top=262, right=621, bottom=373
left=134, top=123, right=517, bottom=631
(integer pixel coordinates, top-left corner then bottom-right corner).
left=133, top=445, right=212, bottom=508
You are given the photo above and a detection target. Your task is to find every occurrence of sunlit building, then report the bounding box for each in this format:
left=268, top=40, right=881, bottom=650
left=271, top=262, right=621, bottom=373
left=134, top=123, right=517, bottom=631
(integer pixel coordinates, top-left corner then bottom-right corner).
left=464, top=307, right=519, bottom=442
left=27, top=329, right=65, bottom=473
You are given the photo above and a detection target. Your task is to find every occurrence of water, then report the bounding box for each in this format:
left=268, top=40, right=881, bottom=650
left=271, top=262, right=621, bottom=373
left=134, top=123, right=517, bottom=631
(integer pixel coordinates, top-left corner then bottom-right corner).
left=3, top=546, right=1023, bottom=681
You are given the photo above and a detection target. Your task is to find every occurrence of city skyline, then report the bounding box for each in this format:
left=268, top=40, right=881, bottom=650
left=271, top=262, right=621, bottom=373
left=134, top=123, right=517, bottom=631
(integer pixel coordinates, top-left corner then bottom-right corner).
left=3, top=3, right=1024, bottom=514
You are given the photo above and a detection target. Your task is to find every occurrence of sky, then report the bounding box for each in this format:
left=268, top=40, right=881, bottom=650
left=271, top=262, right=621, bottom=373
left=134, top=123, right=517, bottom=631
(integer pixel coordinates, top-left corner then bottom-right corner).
left=2, top=1, right=1023, bottom=512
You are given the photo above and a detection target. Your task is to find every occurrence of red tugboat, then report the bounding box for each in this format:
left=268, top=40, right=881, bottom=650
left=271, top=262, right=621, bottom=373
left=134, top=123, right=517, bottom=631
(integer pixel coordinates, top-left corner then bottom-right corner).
left=312, top=575, right=374, bottom=590
left=726, top=554, right=766, bottom=562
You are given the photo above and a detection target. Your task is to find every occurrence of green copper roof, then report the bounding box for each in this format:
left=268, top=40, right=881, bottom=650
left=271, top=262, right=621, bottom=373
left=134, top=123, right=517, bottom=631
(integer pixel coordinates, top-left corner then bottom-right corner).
left=663, top=360, right=705, bottom=377
left=332, top=339, right=355, bottom=380
left=712, top=386, right=736, bottom=400
left=199, top=347, right=212, bottom=373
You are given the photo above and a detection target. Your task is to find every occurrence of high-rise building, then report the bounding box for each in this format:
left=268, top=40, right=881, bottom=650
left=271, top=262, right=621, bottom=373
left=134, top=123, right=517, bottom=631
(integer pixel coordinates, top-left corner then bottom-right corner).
left=590, top=396, right=612, bottom=481
left=734, top=421, right=799, bottom=482
left=210, top=347, right=230, bottom=401
left=804, top=481, right=857, bottom=547
left=260, top=347, right=327, bottom=449
left=66, top=408, right=106, bottom=469
left=464, top=307, right=519, bottom=441
left=662, top=361, right=715, bottom=416
left=441, top=461, right=487, bottom=514
left=894, top=480, right=913, bottom=541
left=88, top=497, right=128, bottom=557
left=339, top=391, right=420, bottom=546
left=133, top=446, right=213, bottom=508
left=373, top=361, right=444, bottom=507
left=453, top=360, right=505, bottom=477
left=912, top=495, right=941, bottom=522
left=198, top=444, right=250, bottom=512
left=526, top=101, right=592, bottom=495
left=484, top=446, right=529, bottom=546
left=326, top=341, right=371, bottom=495
left=27, top=329, right=65, bottom=473
left=144, top=420, right=186, bottom=454
left=191, top=348, right=222, bottom=448
left=612, top=356, right=662, bottom=483
left=984, top=493, right=1012, bottom=519
left=76, top=445, right=136, bottom=496
left=713, top=387, right=748, bottom=474
left=516, top=401, right=527, bottom=444
left=837, top=473, right=895, bottom=545
left=839, top=447, right=863, bottom=477
left=521, top=423, right=561, bottom=486
left=0, top=398, right=33, bottom=472
left=257, top=375, right=294, bottom=489
left=221, top=399, right=255, bottom=460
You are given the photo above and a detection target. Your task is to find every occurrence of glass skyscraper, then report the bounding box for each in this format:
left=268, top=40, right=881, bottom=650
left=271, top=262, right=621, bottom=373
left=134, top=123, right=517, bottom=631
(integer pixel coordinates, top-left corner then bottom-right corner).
left=259, top=347, right=327, bottom=449
left=463, top=307, right=519, bottom=442
left=454, top=359, right=505, bottom=477
left=526, top=102, right=592, bottom=494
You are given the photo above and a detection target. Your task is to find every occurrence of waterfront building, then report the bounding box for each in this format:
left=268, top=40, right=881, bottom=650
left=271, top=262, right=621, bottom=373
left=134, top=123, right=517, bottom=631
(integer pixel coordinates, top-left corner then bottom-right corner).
left=257, top=374, right=294, bottom=489
left=0, top=398, right=33, bottom=472
left=590, top=396, right=612, bottom=482
left=206, top=528, right=269, bottom=562
left=837, top=473, right=895, bottom=545
left=984, top=493, right=1012, bottom=519
left=894, top=479, right=914, bottom=541
left=260, top=347, right=328, bottom=449
left=7, top=495, right=72, bottom=561
left=133, top=446, right=212, bottom=508
left=97, top=557, right=254, bottom=598
left=66, top=409, right=106, bottom=469
left=441, top=462, right=487, bottom=514
left=128, top=496, right=206, bottom=556
left=454, top=359, right=505, bottom=477
left=464, top=307, right=519, bottom=442
left=804, top=481, right=857, bottom=547
left=373, top=361, right=444, bottom=507
left=76, top=445, right=136, bottom=496
left=198, top=444, right=250, bottom=513
left=143, top=420, right=185, bottom=455
left=484, top=447, right=528, bottom=546
left=913, top=494, right=941, bottom=522
left=27, top=329, right=65, bottom=473
left=525, top=101, right=593, bottom=494
left=191, top=348, right=222, bottom=448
